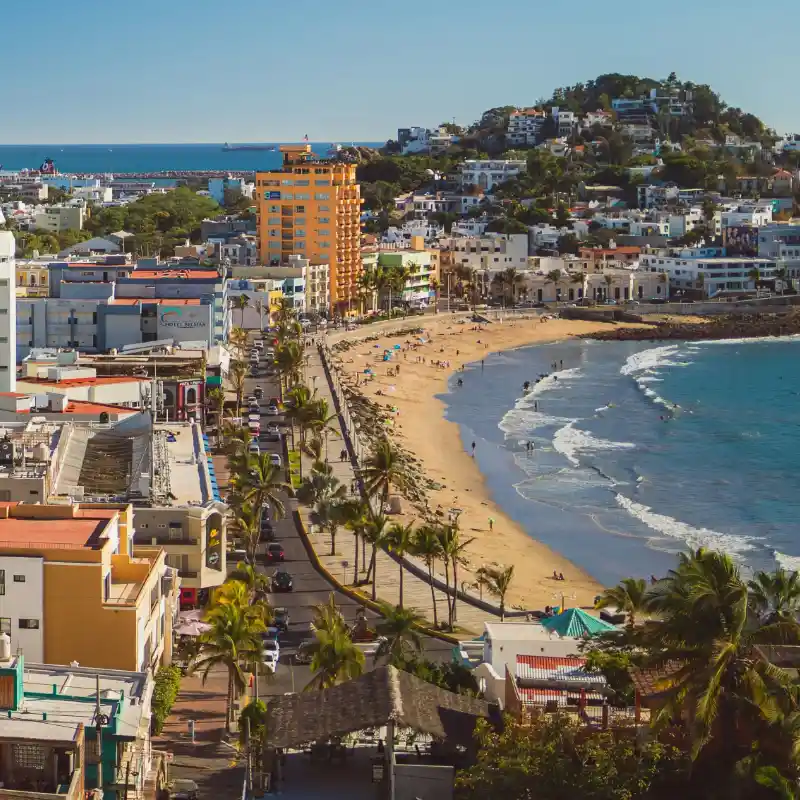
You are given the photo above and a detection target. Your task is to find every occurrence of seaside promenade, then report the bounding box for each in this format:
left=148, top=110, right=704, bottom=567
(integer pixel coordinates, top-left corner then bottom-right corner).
left=299, top=341, right=494, bottom=635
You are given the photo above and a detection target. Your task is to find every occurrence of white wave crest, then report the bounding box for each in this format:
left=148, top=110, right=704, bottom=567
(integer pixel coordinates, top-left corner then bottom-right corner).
left=774, top=551, right=800, bottom=571
left=620, top=345, right=681, bottom=376
left=498, top=368, right=582, bottom=436
left=527, top=367, right=583, bottom=398
left=553, top=422, right=635, bottom=467
left=615, top=494, right=756, bottom=559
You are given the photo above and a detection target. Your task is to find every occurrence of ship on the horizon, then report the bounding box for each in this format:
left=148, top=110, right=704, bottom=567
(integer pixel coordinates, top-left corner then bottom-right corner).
left=222, top=143, right=276, bottom=152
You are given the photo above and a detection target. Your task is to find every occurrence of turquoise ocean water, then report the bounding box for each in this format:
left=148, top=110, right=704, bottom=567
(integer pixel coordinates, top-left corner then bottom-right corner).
left=441, top=337, right=800, bottom=587
left=0, top=142, right=383, bottom=174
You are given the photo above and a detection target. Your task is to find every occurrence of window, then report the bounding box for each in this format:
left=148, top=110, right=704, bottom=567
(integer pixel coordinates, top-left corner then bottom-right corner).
left=13, top=744, right=46, bottom=769
left=104, top=572, right=110, bottom=601
left=281, top=179, right=294, bottom=186
left=314, top=193, right=330, bottom=201
left=283, top=193, right=293, bottom=200
left=0, top=570, right=4, bottom=596
left=315, top=180, right=330, bottom=186
left=268, top=217, right=280, bottom=225
left=0, top=618, right=9, bottom=635
left=269, top=205, right=280, bottom=213
left=319, top=229, right=330, bottom=236
left=319, top=205, right=330, bottom=212
left=19, top=619, right=39, bottom=630
left=13, top=575, right=25, bottom=583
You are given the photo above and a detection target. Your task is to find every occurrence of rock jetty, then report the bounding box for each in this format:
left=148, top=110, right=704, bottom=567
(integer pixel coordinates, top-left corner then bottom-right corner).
left=583, top=312, right=800, bottom=342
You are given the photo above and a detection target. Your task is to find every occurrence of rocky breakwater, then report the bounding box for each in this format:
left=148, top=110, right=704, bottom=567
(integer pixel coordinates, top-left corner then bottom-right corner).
left=583, top=312, right=800, bottom=342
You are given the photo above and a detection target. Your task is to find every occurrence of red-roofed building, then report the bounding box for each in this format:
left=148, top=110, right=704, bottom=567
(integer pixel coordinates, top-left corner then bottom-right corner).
left=579, top=245, right=641, bottom=265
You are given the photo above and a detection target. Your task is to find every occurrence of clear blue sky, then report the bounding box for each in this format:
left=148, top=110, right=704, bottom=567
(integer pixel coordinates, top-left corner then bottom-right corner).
left=4, top=0, right=800, bottom=144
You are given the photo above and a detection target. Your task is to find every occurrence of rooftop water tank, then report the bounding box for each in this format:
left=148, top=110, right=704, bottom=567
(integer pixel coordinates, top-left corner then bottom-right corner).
left=0, top=632, right=11, bottom=661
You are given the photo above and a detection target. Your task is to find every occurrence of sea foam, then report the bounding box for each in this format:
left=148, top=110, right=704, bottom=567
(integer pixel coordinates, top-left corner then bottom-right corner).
left=620, top=345, right=681, bottom=376
left=615, top=494, right=756, bottom=560
left=553, top=422, right=635, bottom=467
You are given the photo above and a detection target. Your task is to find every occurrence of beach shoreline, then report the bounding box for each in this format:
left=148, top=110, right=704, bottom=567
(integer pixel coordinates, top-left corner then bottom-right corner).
left=328, top=314, right=651, bottom=612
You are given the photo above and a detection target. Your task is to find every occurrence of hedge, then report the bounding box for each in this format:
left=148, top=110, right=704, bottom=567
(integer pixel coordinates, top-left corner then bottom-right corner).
left=151, top=664, right=182, bottom=735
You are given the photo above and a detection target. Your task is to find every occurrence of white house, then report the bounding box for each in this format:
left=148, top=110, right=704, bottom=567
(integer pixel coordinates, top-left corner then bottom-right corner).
left=0, top=232, right=16, bottom=392
left=507, top=109, right=546, bottom=146
left=582, top=110, right=614, bottom=129
left=458, top=159, right=526, bottom=192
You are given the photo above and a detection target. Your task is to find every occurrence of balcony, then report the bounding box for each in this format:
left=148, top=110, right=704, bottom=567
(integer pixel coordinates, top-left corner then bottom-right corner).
left=178, top=569, right=199, bottom=578
left=0, top=742, right=82, bottom=799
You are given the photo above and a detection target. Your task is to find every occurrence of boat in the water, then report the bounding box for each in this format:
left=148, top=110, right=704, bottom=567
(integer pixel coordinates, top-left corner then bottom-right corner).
left=222, top=143, right=276, bottom=152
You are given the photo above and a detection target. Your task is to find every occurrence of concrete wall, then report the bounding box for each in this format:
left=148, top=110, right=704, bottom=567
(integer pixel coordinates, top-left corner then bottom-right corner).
left=394, top=763, right=453, bottom=800
left=0, top=556, right=44, bottom=661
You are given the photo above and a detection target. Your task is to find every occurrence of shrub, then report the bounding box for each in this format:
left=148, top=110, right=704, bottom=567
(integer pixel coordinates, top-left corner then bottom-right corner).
left=151, top=664, right=182, bottom=735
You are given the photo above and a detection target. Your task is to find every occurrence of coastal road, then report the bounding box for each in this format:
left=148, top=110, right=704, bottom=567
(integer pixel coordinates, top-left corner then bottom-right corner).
left=238, top=339, right=453, bottom=696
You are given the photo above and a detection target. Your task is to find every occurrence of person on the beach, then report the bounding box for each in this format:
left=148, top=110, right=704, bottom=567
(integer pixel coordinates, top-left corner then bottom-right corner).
left=481, top=359, right=484, bottom=370
left=534, top=401, right=538, bottom=411
left=488, top=517, right=494, bottom=531
left=457, top=378, right=463, bottom=387
left=553, top=570, right=559, bottom=580
left=559, top=572, right=565, bottom=581
left=471, top=441, right=476, bottom=457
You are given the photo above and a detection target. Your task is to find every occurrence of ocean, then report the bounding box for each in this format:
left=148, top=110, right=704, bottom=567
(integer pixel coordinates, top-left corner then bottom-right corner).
left=0, top=142, right=383, bottom=174
left=441, top=337, right=800, bottom=588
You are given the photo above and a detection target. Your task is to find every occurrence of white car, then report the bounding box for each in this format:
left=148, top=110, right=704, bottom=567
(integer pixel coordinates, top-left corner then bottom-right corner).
left=270, top=453, right=283, bottom=468
left=254, top=341, right=264, bottom=350
left=247, top=395, right=258, bottom=405
left=265, top=405, right=280, bottom=416
left=262, top=639, right=280, bottom=672
left=248, top=441, right=260, bottom=454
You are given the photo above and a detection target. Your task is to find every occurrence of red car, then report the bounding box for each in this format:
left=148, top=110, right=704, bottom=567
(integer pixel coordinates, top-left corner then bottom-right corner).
left=266, top=543, right=285, bottom=562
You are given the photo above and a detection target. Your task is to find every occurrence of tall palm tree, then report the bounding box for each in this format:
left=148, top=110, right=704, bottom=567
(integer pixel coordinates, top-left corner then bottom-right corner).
left=304, top=397, right=340, bottom=459
left=228, top=561, right=271, bottom=602
left=748, top=569, right=800, bottom=623
left=312, top=593, right=347, bottom=635
left=374, top=602, right=424, bottom=663
left=386, top=522, right=415, bottom=609
left=341, top=500, right=370, bottom=584
left=362, top=513, right=391, bottom=601
left=749, top=267, right=762, bottom=290
left=253, top=299, right=265, bottom=331
left=238, top=454, right=288, bottom=526
left=285, top=384, right=314, bottom=446
left=595, top=577, right=648, bottom=629
left=231, top=502, right=262, bottom=565
left=545, top=269, right=563, bottom=302
left=297, top=460, right=346, bottom=507
left=275, top=340, right=304, bottom=399
left=603, top=273, right=614, bottom=302
left=476, top=565, right=515, bottom=621
left=413, top=525, right=443, bottom=628
left=312, top=497, right=348, bottom=556
left=361, top=438, right=409, bottom=512
left=193, top=602, right=264, bottom=732
left=304, top=627, right=365, bottom=691
left=206, top=387, right=226, bottom=447
left=438, top=525, right=475, bottom=626
left=429, top=277, right=440, bottom=313
left=231, top=294, right=250, bottom=328
left=641, top=549, right=800, bottom=763
left=228, top=326, right=249, bottom=360
left=228, top=361, right=248, bottom=417
left=502, top=267, right=520, bottom=305
left=774, top=266, right=789, bottom=295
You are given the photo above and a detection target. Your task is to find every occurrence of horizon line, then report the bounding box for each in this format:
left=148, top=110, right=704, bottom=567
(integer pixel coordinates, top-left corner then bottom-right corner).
left=0, top=140, right=386, bottom=147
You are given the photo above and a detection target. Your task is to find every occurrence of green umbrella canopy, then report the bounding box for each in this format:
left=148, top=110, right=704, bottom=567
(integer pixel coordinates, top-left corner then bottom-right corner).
left=541, top=608, right=616, bottom=638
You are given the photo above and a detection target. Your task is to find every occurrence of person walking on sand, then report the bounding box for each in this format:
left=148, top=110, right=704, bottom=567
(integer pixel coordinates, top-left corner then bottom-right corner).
left=481, top=359, right=484, bottom=370
left=471, top=441, right=476, bottom=457
left=488, top=517, right=494, bottom=531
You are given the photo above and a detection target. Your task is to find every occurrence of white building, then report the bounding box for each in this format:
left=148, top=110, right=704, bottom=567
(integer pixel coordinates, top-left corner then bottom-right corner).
left=583, top=110, right=614, bottom=129
left=71, top=185, right=113, bottom=204
left=552, top=108, right=576, bottom=137
left=32, top=204, right=86, bottom=232
left=0, top=232, right=16, bottom=392
left=458, top=159, right=526, bottom=192
left=441, top=232, right=528, bottom=271
left=639, top=252, right=776, bottom=296
left=721, top=206, right=773, bottom=229
left=507, top=109, right=546, bottom=146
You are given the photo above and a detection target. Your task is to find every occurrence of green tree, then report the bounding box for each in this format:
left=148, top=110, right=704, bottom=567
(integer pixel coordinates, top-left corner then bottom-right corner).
left=595, top=577, right=648, bottom=629
left=413, top=525, right=444, bottom=629
left=374, top=602, right=424, bottom=663
left=228, top=361, right=248, bottom=417
left=362, top=512, right=391, bottom=601
left=304, top=617, right=365, bottom=691
left=386, top=522, right=415, bottom=608
left=748, top=568, right=800, bottom=623
left=361, top=438, right=410, bottom=510
left=475, top=565, right=514, bottom=622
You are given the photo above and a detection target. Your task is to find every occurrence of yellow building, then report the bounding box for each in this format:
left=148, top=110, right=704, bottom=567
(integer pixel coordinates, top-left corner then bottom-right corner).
left=0, top=503, right=178, bottom=671
left=15, top=262, right=50, bottom=297
left=256, top=145, right=362, bottom=311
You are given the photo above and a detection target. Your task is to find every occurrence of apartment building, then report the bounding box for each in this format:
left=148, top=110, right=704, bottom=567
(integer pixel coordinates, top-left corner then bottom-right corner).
left=506, top=109, right=546, bottom=146
left=758, top=223, right=800, bottom=279
left=640, top=252, right=776, bottom=296
left=0, top=233, right=16, bottom=393
left=15, top=259, right=50, bottom=297
left=361, top=239, right=439, bottom=307
left=439, top=233, right=529, bottom=274
left=33, top=205, right=86, bottom=233
left=255, top=144, right=362, bottom=311
left=458, top=160, right=526, bottom=192
left=0, top=502, right=178, bottom=671
left=552, top=109, right=576, bottom=138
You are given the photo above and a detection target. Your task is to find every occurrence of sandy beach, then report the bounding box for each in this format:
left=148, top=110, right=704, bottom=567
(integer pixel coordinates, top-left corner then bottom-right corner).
left=328, top=313, right=651, bottom=612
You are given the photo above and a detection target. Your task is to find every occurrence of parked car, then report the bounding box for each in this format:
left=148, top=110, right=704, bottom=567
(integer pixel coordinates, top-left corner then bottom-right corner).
left=274, top=607, right=290, bottom=632
left=254, top=340, right=264, bottom=351
left=254, top=386, right=264, bottom=399
left=265, top=405, right=280, bottom=417
left=294, top=640, right=315, bottom=664
left=261, top=648, right=278, bottom=674
left=248, top=440, right=260, bottom=454
left=270, top=453, right=283, bottom=468
left=259, top=523, right=275, bottom=542
left=267, top=542, right=285, bottom=562
left=170, top=780, right=199, bottom=800
left=272, top=570, right=293, bottom=592
left=246, top=395, right=258, bottom=405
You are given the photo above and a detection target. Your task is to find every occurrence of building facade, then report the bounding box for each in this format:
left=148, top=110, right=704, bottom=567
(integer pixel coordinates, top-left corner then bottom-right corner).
left=458, top=160, right=526, bottom=192
left=0, top=233, right=16, bottom=393
left=255, top=144, right=362, bottom=311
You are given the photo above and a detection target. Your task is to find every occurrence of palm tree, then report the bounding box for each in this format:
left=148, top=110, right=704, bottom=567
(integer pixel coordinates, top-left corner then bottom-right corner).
left=230, top=294, right=250, bottom=328
left=304, top=398, right=340, bottom=459
left=231, top=502, right=262, bottom=565
left=206, top=387, right=226, bottom=447
left=312, top=593, right=347, bottom=635
left=502, top=267, right=521, bottom=305
left=362, top=512, right=390, bottom=601
left=297, top=460, right=346, bottom=507
left=749, top=267, right=762, bottom=290
left=595, top=577, right=648, bottom=629
left=228, top=361, right=248, bottom=417
left=641, top=549, right=800, bottom=762
left=228, top=561, right=271, bottom=602
left=476, top=565, right=515, bottom=621
left=238, top=453, right=288, bottom=527
left=275, top=340, right=304, bottom=399
left=374, top=602, right=424, bottom=663
left=413, top=526, right=443, bottom=628
left=748, top=568, right=800, bottom=623
left=361, top=438, right=409, bottom=512
left=304, top=627, right=365, bottom=691
left=253, top=299, right=265, bottom=331
left=340, top=500, right=370, bottom=584
left=193, top=602, right=264, bottom=732
left=438, top=525, right=475, bottom=626
left=429, top=277, right=440, bottom=313
left=386, top=522, right=415, bottom=609
left=238, top=699, right=268, bottom=776
left=545, top=269, right=563, bottom=303
left=312, top=497, right=349, bottom=556
left=228, top=326, right=249, bottom=360
left=774, top=266, right=789, bottom=295
left=603, top=273, right=614, bottom=302
left=285, top=384, right=313, bottom=452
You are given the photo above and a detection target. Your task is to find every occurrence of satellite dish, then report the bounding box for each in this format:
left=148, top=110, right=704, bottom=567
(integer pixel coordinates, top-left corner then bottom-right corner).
left=425, top=169, right=434, bottom=175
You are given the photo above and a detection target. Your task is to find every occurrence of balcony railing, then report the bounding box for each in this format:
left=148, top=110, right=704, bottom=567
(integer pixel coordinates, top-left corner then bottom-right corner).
left=178, top=570, right=199, bottom=578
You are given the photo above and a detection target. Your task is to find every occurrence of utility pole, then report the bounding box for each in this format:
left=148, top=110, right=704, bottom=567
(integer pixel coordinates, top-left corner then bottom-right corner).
left=95, top=674, right=109, bottom=795
left=245, top=716, right=252, bottom=800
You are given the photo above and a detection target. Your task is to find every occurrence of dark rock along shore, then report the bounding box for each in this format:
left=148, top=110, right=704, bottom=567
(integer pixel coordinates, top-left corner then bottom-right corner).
left=582, top=312, right=800, bottom=342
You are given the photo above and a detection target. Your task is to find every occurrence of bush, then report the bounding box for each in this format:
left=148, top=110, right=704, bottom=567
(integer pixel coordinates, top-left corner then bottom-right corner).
left=151, top=664, right=182, bottom=735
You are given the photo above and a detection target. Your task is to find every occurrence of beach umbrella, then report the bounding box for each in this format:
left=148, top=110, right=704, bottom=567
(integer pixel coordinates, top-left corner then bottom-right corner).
left=541, top=608, right=616, bottom=638
left=394, top=344, right=401, bottom=350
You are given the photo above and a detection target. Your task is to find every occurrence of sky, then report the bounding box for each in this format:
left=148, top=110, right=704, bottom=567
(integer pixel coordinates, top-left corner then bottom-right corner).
left=4, top=0, right=800, bottom=144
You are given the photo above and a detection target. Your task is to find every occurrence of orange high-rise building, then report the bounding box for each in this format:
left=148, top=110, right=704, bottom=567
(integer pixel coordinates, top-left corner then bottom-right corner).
left=256, top=145, right=362, bottom=312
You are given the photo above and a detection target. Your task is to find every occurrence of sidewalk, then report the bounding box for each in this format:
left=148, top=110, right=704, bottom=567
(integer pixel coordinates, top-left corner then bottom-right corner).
left=299, top=345, right=492, bottom=636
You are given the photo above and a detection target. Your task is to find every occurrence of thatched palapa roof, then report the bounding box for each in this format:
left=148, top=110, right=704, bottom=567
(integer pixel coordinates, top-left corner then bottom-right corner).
left=264, top=666, right=499, bottom=749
